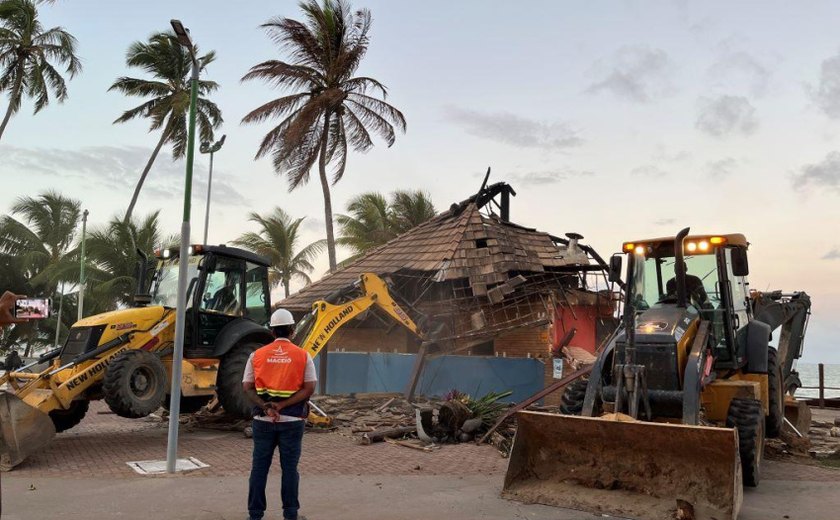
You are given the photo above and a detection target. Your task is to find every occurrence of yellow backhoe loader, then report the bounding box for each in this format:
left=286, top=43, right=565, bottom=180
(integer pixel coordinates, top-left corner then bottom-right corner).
left=1, top=244, right=276, bottom=470
left=503, top=228, right=810, bottom=520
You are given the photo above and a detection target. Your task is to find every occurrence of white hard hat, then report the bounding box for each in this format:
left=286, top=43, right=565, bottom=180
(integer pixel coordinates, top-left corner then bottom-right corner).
left=270, top=308, right=295, bottom=327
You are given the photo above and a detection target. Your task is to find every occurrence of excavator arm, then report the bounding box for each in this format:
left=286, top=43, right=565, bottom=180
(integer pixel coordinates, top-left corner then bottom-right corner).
left=293, top=273, right=424, bottom=359
left=289, top=273, right=426, bottom=427
left=751, top=290, right=811, bottom=394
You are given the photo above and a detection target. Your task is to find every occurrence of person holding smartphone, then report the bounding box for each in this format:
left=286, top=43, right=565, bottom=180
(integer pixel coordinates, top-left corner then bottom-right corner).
left=0, top=291, right=27, bottom=327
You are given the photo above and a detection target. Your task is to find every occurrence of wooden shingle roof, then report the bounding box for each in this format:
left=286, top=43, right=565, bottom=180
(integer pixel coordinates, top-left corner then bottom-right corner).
left=280, top=200, right=589, bottom=313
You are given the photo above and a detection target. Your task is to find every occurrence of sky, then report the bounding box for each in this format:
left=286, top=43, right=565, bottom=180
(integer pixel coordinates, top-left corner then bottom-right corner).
left=1, top=0, right=838, bottom=362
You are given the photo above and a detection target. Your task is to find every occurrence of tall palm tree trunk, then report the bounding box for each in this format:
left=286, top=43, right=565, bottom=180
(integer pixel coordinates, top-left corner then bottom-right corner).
left=318, top=112, right=337, bottom=271
left=283, top=278, right=290, bottom=298
left=123, top=129, right=168, bottom=223
left=0, top=73, right=24, bottom=142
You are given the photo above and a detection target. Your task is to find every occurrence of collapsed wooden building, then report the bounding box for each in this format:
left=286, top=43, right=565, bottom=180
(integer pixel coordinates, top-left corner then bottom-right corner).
left=280, top=182, right=617, bottom=401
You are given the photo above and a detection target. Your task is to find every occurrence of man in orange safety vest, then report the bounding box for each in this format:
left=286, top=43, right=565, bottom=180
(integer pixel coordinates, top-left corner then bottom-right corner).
left=242, top=308, right=316, bottom=520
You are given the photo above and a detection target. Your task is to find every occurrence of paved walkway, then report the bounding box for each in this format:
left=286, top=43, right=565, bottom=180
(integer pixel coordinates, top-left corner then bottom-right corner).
left=13, top=402, right=507, bottom=479
left=4, top=402, right=840, bottom=520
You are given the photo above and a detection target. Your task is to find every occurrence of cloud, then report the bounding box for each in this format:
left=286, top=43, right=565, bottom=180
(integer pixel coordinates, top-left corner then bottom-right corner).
left=708, top=50, right=772, bottom=97
left=808, top=50, right=840, bottom=119
left=442, top=107, right=583, bottom=151
left=654, top=218, right=676, bottom=226
left=0, top=144, right=249, bottom=207
left=705, top=157, right=738, bottom=179
left=630, top=164, right=668, bottom=178
left=793, top=151, right=840, bottom=192
left=300, top=217, right=326, bottom=233
left=824, top=249, right=840, bottom=260
left=653, top=145, right=692, bottom=164
left=509, top=167, right=594, bottom=186
left=585, top=46, right=674, bottom=103
left=695, top=95, right=758, bottom=137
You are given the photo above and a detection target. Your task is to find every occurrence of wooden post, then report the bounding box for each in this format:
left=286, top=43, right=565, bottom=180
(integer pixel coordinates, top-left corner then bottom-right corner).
left=318, top=345, right=329, bottom=395
left=818, top=363, right=825, bottom=409
left=404, top=343, right=428, bottom=401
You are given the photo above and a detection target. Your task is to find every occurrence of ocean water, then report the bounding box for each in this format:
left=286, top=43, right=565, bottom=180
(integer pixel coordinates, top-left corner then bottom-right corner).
left=795, top=363, right=840, bottom=399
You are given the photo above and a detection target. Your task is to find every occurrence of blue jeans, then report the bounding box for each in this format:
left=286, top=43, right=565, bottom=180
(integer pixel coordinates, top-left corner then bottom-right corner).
left=248, top=419, right=305, bottom=520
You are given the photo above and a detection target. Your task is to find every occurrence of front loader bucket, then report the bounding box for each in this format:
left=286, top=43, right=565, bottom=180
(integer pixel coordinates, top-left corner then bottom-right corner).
left=0, top=392, right=56, bottom=471
left=503, top=411, right=742, bottom=520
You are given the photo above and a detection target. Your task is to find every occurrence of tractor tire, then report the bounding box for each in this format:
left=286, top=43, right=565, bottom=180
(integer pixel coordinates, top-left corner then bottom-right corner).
left=49, top=399, right=90, bottom=433
left=726, top=397, right=765, bottom=487
left=217, top=342, right=260, bottom=418
left=103, top=350, right=167, bottom=419
left=163, top=394, right=213, bottom=414
left=766, top=347, right=784, bottom=438
left=560, top=377, right=589, bottom=415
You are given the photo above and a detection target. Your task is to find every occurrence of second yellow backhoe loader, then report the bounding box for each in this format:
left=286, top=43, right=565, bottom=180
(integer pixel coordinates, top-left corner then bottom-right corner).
left=503, top=228, right=811, bottom=520
left=1, top=245, right=276, bottom=470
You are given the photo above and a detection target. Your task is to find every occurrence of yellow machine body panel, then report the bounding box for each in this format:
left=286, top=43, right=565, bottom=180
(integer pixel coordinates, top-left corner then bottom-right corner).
left=674, top=316, right=698, bottom=383
left=701, top=379, right=761, bottom=423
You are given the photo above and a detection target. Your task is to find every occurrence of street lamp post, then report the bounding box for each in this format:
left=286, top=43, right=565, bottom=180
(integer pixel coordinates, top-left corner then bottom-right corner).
left=166, top=18, right=200, bottom=474
left=78, top=209, right=88, bottom=321
left=199, top=135, right=226, bottom=245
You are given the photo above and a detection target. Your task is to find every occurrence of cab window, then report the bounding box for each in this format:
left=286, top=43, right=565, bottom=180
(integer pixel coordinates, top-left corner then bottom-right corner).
left=201, top=257, right=244, bottom=316
left=245, top=262, right=270, bottom=325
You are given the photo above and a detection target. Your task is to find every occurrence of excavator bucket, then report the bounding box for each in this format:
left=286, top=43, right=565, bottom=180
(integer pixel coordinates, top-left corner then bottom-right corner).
left=0, top=392, right=55, bottom=471
left=503, top=411, right=742, bottom=520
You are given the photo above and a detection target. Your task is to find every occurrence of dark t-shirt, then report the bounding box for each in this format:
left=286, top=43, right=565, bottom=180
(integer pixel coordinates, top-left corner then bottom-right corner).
left=666, top=274, right=708, bottom=305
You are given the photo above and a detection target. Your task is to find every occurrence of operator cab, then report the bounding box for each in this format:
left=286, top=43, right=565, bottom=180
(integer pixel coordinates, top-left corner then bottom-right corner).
left=613, top=233, right=751, bottom=370
left=147, top=244, right=272, bottom=358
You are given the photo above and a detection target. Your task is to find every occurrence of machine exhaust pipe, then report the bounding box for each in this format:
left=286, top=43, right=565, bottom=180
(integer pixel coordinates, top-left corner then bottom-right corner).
left=134, top=248, right=152, bottom=306
left=674, top=227, right=691, bottom=308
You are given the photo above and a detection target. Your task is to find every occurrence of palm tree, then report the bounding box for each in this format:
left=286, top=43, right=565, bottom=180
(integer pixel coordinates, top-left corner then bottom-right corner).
left=389, top=189, right=436, bottom=234
left=110, top=31, right=222, bottom=223
left=0, top=0, right=82, bottom=141
left=0, top=191, right=80, bottom=355
left=242, top=0, right=406, bottom=272
left=0, top=191, right=80, bottom=291
left=335, top=192, right=390, bottom=256
left=85, top=211, right=172, bottom=309
left=231, top=208, right=325, bottom=298
left=337, top=190, right=435, bottom=257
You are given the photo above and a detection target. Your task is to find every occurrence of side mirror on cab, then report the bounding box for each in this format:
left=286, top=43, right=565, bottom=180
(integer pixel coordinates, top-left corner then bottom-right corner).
left=731, top=247, right=749, bottom=276
left=608, top=254, right=623, bottom=283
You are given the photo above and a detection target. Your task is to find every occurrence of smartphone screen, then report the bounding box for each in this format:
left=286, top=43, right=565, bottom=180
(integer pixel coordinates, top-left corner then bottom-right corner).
left=14, top=297, right=50, bottom=319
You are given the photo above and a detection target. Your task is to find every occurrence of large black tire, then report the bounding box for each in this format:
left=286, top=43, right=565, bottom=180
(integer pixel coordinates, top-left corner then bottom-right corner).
left=217, top=342, right=260, bottom=418
left=560, top=377, right=589, bottom=415
left=103, top=350, right=167, bottom=418
left=727, top=397, right=765, bottom=487
left=162, top=394, right=213, bottom=414
left=766, top=347, right=784, bottom=438
left=49, top=400, right=90, bottom=433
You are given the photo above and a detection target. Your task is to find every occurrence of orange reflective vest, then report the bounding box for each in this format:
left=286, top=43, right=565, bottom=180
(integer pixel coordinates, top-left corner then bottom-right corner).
left=253, top=339, right=308, bottom=399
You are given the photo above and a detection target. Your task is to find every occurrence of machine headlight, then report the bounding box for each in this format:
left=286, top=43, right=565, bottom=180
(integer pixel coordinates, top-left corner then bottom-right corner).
left=634, top=245, right=646, bottom=255
left=698, top=240, right=710, bottom=251
left=686, top=242, right=697, bottom=252
left=162, top=249, right=171, bottom=259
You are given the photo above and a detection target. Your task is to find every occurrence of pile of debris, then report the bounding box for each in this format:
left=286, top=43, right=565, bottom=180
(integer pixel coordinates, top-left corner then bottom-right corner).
left=156, top=390, right=564, bottom=457
left=765, top=412, right=840, bottom=464
left=312, top=390, right=550, bottom=455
